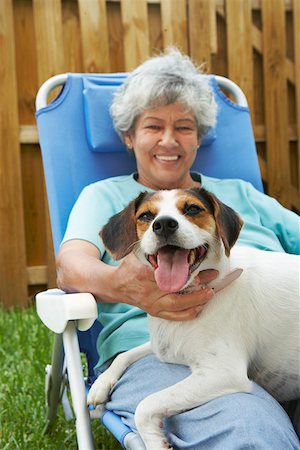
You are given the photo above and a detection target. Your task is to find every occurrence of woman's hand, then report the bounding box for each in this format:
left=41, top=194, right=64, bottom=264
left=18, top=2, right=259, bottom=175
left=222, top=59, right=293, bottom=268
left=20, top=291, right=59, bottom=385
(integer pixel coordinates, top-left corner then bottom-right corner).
left=57, top=240, right=217, bottom=321
left=111, top=253, right=217, bottom=321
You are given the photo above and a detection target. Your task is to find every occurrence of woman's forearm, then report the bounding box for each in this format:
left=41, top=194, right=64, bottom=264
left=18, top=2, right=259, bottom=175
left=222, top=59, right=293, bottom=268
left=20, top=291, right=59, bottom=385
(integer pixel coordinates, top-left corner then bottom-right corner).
left=56, top=240, right=119, bottom=302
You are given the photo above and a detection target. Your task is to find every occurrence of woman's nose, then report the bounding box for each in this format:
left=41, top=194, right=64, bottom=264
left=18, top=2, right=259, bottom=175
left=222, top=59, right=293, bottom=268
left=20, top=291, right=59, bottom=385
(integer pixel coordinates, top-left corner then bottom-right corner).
left=159, top=128, right=178, bottom=147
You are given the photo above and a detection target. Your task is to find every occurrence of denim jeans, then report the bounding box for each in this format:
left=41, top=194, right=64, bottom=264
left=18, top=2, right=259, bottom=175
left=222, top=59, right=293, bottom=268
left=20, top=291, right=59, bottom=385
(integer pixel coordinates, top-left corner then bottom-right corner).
left=97, top=354, right=300, bottom=449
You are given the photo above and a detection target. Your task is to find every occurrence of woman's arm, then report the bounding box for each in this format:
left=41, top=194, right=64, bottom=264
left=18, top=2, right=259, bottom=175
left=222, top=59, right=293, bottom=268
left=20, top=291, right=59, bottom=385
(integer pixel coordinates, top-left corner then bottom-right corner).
left=246, top=183, right=300, bottom=254
left=56, top=239, right=216, bottom=321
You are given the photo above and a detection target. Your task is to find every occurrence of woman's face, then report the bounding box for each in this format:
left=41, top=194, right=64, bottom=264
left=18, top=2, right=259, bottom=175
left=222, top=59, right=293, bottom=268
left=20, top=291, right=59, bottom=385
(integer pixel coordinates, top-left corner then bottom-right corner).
left=124, top=103, right=200, bottom=190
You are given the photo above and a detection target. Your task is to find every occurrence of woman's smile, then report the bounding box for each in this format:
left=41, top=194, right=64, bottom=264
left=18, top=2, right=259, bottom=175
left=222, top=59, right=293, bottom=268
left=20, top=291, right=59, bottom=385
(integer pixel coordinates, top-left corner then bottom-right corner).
left=155, top=155, right=180, bottom=161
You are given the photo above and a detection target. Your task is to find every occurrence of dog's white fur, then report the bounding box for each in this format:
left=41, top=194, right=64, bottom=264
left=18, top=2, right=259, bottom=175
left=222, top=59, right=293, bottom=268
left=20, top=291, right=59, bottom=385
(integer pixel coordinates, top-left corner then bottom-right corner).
left=88, top=188, right=300, bottom=450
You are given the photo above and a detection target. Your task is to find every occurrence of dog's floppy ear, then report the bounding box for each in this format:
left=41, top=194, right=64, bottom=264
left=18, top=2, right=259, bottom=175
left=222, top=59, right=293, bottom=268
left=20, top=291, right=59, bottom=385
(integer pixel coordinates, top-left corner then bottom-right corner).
left=196, top=188, right=243, bottom=256
left=100, top=192, right=148, bottom=260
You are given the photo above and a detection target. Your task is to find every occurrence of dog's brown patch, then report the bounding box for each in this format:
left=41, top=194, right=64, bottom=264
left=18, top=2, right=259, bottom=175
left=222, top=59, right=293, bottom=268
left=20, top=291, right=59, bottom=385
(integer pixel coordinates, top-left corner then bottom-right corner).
left=186, top=188, right=243, bottom=256
left=135, top=192, right=161, bottom=239
left=175, top=192, right=216, bottom=234
left=100, top=191, right=153, bottom=260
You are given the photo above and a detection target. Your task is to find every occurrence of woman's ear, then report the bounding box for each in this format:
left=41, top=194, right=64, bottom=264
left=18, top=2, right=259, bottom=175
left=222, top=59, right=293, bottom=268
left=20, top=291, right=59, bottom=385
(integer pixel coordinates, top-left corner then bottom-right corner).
left=124, top=133, right=133, bottom=150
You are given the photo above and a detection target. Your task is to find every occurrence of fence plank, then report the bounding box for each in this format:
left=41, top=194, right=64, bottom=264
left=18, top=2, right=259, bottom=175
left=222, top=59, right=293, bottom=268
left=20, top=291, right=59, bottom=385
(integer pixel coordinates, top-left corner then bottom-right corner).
left=19, top=126, right=39, bottom=144
left=262, top=0, right=290, bottom=206
left=62, top=0, right=83, bottom=72
left=14, top=1, right=47, bottom=281
left=78, top=0, right=110, bottom=72
left=21, top=145, right=47, bottom=267
left=0, top=0, right=28, bottom=307
left=107, top=1, right=124, bottom=71
left=209, top=0, right=217, bottom=54
left=161, top=0, right=188, bottom=52
left=226, top=0, right=253, bottom=112
left=33, top=0, right=64, bottom=82
left=148, top=1, right=163, bottom=51
left=293, top=0, right=300, bottom=196
left=33, top=0, right=65, bottom=287
left=13, top=0, right=38, bottom=125
left=27, top=266, right=47, bottom=286
left=188, top=0, right=213, bottom=70
left=120, top=0, right=150, bottom=70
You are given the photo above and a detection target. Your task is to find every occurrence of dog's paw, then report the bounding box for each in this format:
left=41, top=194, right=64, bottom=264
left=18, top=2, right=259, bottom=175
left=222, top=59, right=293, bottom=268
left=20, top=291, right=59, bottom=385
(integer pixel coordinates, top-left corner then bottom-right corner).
left=143, top=440, right=173, bottom=450
left=135, top=398, right=171, bottom=450
left=87, top=372, right=115, bottom=406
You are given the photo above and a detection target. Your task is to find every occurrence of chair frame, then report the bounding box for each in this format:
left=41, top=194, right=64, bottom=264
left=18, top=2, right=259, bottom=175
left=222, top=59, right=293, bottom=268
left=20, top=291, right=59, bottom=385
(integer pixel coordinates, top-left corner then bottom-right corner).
left=36, top=73, right=248, bottom=111
left=36, top=74, right=251, bottom=450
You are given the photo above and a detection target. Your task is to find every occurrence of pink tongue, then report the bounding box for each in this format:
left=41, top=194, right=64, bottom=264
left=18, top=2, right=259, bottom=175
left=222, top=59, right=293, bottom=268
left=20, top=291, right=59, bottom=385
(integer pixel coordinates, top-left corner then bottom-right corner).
left=154, top=246, right=190, bottom=292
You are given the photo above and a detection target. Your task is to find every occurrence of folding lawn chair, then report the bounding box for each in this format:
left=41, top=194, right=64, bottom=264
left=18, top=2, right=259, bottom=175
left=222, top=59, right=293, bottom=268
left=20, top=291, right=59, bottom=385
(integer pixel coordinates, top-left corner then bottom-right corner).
left=35, top=71, right=263, bottom=450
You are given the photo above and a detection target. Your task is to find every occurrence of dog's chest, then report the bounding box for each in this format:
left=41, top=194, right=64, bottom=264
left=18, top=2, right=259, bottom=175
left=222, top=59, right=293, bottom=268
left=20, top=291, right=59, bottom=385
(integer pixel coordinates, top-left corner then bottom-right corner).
left=147, top=310, right=229, bottom=366
left=148, top=318, right=193, bottom=364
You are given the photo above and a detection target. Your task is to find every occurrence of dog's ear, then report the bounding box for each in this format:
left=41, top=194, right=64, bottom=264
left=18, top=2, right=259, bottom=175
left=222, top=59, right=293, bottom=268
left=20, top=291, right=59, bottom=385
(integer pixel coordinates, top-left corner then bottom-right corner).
left=100, top=192, right=148, bottom=260
left=207, top=191, right=243, bottom=256
left=194, top=188, right=243, bottom=256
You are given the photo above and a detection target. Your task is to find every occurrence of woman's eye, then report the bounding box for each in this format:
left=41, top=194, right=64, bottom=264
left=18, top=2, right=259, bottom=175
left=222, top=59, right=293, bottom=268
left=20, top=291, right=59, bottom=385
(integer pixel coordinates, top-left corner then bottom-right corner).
left=145, top=124, right=160, bottom=130
left=137, top=211, right=155, bottom=222
left=178, top=128, right=196, bottom=134
left=183, top=203, right=203, bottom=216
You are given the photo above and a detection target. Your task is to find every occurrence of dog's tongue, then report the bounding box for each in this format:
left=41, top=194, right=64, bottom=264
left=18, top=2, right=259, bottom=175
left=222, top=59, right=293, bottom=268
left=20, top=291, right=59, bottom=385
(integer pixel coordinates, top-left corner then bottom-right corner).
left=154, top=246, right=190, bottom=292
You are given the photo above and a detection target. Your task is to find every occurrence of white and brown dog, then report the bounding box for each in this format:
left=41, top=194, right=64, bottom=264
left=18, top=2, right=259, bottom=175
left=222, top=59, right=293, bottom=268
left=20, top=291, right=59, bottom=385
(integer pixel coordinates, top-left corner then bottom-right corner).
left=88, top=187, right=300, bottom=450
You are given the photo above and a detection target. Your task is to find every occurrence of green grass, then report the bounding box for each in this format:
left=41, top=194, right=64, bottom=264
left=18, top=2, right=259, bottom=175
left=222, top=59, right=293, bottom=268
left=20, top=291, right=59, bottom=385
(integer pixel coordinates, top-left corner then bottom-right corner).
left=0, top=303, right=122, bottom=449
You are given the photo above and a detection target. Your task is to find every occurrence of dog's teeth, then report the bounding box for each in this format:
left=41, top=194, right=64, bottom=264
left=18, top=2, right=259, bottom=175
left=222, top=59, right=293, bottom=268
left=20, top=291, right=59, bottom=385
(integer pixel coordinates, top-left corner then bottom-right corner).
left=157, top=255, right=160, bottom=265
left=188, top=250, right=196, bottom=265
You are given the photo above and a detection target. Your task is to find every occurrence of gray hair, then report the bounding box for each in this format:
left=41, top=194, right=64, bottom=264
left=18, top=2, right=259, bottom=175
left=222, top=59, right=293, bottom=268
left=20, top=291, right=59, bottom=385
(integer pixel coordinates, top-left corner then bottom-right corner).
left=110, top=48, right=217, bottom=141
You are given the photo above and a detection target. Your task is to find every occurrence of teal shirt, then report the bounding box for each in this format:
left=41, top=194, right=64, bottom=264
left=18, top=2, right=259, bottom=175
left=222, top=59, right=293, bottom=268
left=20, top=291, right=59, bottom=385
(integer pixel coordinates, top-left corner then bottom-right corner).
left=62, top=173, right=300, bottom=368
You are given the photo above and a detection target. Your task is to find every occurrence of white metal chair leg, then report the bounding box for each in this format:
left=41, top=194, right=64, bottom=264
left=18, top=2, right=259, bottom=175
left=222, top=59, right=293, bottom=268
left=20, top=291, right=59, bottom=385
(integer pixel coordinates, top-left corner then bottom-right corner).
left=61, top=359, right=74, bottom=421
left=43, top=333, right=64, bottom=432
left=63, top=321, right=94, bottom=450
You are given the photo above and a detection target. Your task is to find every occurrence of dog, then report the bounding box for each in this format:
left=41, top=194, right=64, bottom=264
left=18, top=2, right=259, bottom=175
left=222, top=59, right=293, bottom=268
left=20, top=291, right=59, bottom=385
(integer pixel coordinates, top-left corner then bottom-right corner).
left=88, top=187, right=300, bottom=450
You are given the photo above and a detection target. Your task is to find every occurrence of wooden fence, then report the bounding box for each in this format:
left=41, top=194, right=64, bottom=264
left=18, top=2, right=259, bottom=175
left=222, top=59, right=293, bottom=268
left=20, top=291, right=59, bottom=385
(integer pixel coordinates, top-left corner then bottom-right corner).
left=1, top=0, right=299, bottom=307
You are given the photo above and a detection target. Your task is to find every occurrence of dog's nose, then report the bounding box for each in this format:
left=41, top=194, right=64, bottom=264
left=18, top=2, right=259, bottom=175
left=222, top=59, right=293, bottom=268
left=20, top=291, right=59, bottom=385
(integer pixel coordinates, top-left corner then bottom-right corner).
left=152, top=216, right=179, bottom=238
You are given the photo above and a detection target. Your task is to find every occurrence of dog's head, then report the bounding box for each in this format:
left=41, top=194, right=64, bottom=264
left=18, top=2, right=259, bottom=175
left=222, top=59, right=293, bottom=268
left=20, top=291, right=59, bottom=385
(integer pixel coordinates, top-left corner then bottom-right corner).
left=100, top=188, right=243, bottom=293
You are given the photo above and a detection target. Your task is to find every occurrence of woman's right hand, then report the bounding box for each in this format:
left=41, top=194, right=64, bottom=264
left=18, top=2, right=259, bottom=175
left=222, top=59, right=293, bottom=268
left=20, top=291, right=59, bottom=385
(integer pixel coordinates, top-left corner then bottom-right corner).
left=57, top=240, right=217, bottom=322
left=110, top=253, right=217, bottom=321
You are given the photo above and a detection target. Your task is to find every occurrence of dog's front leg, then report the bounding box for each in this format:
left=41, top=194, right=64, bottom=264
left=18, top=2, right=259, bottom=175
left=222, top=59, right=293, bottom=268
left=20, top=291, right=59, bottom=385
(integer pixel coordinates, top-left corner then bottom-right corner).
left=87, top=342, right=152, bottom=406
left=134, top=364, right=251, bottom=450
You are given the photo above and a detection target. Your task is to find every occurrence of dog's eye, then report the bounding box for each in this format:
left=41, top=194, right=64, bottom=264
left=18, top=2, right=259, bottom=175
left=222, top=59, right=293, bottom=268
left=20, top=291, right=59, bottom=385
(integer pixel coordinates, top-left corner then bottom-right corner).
left=184, top=203, right=203, bottom=216
left=137, top=210, right=155, bottom=222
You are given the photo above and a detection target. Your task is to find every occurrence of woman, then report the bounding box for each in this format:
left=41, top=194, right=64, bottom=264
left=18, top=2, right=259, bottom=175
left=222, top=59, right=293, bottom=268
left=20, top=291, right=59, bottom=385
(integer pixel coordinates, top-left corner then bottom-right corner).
left=57, top=49, right=300, bottom=448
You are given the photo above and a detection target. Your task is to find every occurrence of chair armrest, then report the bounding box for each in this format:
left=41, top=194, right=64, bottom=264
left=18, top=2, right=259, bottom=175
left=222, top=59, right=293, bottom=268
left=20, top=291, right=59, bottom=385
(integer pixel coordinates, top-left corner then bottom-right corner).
left=36, top=289, right=98, bottom=333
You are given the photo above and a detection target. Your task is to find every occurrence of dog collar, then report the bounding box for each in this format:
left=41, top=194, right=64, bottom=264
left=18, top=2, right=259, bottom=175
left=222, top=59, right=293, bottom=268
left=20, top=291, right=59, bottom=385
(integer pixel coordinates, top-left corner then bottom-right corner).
left=178, top=268, right=243, bottom=295
left=213, top=268, right=243, bottom=293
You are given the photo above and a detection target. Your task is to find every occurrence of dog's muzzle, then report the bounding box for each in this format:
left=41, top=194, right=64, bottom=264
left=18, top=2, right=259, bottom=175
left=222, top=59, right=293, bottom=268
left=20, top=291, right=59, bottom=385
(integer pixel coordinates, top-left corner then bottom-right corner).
left=147, top=244, right=208, bottom=293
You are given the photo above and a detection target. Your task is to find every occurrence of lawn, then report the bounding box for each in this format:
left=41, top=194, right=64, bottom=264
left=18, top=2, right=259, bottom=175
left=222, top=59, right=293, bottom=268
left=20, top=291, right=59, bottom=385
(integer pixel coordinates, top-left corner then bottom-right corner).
left=0, top=303, right=122, bottom=449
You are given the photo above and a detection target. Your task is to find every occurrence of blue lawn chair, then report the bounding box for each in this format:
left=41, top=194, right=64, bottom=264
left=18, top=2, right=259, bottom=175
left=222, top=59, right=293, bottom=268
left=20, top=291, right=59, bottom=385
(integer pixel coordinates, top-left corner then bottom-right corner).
left=35, top=72, right=263, bottom=450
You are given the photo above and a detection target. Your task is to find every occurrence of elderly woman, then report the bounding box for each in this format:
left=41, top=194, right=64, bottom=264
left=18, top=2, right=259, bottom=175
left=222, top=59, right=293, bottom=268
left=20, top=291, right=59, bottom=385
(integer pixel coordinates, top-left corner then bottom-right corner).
left=57, top=49, right=300, bottom=449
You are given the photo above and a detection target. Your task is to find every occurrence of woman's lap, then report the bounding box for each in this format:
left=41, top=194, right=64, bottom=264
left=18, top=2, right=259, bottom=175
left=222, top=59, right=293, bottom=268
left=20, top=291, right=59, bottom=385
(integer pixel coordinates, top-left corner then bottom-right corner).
left=98, top=354, right=300, bottom=449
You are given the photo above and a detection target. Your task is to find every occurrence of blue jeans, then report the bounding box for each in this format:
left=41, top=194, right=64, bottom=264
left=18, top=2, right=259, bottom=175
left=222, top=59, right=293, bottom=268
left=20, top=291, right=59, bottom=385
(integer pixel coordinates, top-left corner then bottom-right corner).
left=97, top=354, right=300, bottom=449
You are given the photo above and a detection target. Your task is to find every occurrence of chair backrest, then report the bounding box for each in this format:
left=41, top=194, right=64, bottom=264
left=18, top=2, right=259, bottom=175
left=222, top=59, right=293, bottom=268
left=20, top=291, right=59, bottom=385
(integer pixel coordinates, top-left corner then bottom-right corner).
left=36, top=73, right=263, bottom=255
